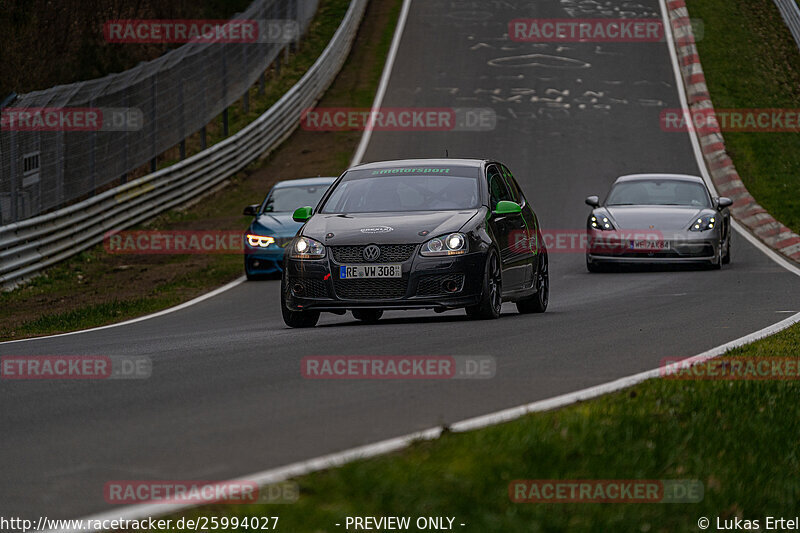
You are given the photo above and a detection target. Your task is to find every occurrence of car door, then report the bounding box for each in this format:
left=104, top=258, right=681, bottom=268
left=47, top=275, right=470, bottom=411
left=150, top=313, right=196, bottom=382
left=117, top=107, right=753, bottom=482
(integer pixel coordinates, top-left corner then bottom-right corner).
left=486, top=164, right=523, bottom=292
left=502, top=164, right=539, bottom=289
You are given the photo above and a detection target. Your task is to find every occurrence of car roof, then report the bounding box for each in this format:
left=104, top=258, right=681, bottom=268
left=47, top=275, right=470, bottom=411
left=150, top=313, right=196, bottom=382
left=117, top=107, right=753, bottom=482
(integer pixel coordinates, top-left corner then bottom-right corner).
left=614, top=173, right=705, bottom=184
left=349, top=158, right=487, bottom=170
left=272, top=176, right=337, bottom=188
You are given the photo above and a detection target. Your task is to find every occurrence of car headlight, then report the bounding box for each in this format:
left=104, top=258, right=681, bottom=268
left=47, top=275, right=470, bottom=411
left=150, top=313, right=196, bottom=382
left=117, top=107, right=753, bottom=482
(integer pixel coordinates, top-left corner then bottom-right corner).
left=420, top=233, right=467, bottom=256
left=590, top=215, right=615, bottom=231
left=689, top=215, right=716, bottom=232
left=246, top=234, right=276, bottom=248
left=289, top=236, right=326, bottom=259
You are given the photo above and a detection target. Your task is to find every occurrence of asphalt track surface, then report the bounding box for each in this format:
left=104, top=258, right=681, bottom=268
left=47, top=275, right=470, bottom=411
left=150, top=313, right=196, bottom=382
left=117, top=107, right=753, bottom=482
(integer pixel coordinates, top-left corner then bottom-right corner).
left=3, top=0, right=800, bottom=522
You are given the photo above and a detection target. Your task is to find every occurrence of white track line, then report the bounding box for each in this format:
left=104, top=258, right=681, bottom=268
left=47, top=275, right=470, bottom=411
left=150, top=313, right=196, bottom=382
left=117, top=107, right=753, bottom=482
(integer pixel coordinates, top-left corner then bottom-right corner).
left=1, top=277, right=245, bottom=346
left=350, top=0, right=413, bottom=166
left=8, top=0, right=413, bottom=349
left=658, top=0, right=800, bottom=279
left=52, top=312, right=800, bottom=533
left=41, top=2, right=800, bottom=531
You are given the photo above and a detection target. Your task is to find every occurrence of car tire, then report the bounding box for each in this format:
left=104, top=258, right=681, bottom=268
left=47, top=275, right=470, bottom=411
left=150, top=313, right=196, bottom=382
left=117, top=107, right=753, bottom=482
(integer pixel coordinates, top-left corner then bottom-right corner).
left=517, top=249, right=548, bottom=314
left=466, top=249, right=502, bottom=320
left=281, top=274, right=320, bottom=328
left=352, top=309, right=383, bottom=323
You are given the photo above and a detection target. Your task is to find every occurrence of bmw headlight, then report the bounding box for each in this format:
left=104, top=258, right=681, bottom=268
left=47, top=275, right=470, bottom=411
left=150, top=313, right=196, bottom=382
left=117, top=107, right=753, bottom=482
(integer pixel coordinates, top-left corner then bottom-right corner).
left=246, top=234, right=275, bottom=248
left=689, top=215, right=716, bottom=232
left=420, top=233, right=467, bottom=256
left=590, top=215, right=615, bottom=231
left=289, top=236, right=326, bottom=259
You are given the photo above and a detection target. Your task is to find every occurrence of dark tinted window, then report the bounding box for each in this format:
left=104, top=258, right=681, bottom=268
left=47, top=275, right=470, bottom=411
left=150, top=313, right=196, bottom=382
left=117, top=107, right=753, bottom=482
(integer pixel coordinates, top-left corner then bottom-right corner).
left=262, top=184, right=331, bottom=212
left=606, top=179, right=711, bottom=207
left=320, top=171, right=480, bottom=213
left=487, top=165, right=511, bottom=209
left=501, top=165, right=523, bottom=205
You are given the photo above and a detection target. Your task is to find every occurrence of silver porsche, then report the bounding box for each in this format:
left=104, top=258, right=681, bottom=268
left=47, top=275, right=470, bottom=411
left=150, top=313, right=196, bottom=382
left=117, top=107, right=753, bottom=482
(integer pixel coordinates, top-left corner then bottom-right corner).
left=584, top=174, right=732, bottom=271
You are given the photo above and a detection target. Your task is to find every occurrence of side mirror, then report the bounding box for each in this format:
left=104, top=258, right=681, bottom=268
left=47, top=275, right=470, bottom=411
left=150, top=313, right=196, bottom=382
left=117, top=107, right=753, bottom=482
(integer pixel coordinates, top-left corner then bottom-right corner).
left=292, top=206, right=314, bottom=223
left=243, top=204, right=259, bottom=216
left=716, top=196, right=733, bottom=209
left=585, top=195, right=600, bottom=208
left=494, top=200, right=522, bottom=215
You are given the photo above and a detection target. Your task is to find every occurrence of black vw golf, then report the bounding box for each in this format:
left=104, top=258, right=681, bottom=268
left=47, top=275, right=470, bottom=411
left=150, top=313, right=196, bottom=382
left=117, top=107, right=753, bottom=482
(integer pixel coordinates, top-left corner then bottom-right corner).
left=281, top=159, right=549, bottom=327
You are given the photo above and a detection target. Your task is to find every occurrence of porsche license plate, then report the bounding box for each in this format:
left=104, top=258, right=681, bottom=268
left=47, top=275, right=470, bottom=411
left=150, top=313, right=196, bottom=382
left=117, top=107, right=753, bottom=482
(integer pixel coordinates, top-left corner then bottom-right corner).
left=339, top=264, right=402, bottom=279
left=630, top=240, right=670, bottom=250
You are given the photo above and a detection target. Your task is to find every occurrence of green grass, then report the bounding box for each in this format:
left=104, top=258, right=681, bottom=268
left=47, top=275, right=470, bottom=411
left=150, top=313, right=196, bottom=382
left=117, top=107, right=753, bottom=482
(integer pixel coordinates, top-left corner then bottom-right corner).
left=687, top=0, right=800, bottom=233
left=0, top=251, right=243, bottom=339
left=0, top=0, right=362, bottom=341
left=147, top=322, right=800, bottom=532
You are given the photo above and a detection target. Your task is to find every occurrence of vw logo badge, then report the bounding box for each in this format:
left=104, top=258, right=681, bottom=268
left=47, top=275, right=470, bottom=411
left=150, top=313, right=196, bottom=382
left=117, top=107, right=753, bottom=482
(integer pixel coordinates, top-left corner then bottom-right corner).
left=363, top=244, right=381, bottom=262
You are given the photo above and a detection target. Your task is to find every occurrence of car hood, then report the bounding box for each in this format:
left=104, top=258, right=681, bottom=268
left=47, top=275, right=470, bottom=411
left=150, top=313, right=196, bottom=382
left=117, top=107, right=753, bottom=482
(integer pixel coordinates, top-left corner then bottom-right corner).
left=248, top=212, right=302, bottom=236
left=302, top=210, right=480, bottom=244
left=602, top=206, right=714, bottom=231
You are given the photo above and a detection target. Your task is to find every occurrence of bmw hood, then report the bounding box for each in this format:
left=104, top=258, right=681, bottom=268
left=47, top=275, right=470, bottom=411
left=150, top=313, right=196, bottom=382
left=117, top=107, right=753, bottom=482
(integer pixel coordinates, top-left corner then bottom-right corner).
left=249, top=212, right=302, bottom=236
left=302, top=210, right=480, bottom=244
left=601, top=206, right=715, bottom=231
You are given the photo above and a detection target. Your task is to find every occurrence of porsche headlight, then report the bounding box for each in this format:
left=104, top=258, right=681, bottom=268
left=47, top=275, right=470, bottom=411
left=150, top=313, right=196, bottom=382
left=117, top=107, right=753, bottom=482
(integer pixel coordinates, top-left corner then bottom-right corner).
left=420, top=233, right=467, bottom=256
left=689, top=215, right=716, bottom=232
left=289, top=236, right=326, bottom=259
left=590, top=215, right=615, bottom=231
left=246, top=234, right=275, bottom=248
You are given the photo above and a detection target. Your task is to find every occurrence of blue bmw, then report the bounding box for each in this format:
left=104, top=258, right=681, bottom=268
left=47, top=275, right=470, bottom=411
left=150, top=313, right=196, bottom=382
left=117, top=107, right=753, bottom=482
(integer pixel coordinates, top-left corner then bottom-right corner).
left=243, top=177, right=336, bottom=279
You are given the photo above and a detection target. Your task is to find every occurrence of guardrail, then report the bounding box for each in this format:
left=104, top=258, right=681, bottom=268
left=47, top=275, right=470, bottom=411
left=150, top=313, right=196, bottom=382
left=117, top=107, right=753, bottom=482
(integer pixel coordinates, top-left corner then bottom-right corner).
left=0, top=0, right=368, bottom=290
left=774, top=0, right=800, bottom=50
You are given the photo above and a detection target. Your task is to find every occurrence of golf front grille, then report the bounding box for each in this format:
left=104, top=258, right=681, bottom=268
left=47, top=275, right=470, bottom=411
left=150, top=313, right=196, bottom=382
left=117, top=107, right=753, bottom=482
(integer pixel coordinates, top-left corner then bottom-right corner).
left=331, top=244, right=417, bottom=263
left=333, top=278, right=408, bottom=299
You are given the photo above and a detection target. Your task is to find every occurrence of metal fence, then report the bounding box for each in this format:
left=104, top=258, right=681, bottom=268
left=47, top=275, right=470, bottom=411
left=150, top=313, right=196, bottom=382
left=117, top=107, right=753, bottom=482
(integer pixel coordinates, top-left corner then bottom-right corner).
left=774, top=0, right=800, bottom=50
left=0, top=0, right=318, bottom=225
left=0, top=0, right=368, bottom=289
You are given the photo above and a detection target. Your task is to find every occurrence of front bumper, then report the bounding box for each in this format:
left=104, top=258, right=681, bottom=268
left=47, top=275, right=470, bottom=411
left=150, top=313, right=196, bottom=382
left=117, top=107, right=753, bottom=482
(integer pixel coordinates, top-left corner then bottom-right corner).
left=284, top=248, right=486, bottom=311
left=244, top=248, right=287, bottom=275
left=586, top=230, right=719, bottom=264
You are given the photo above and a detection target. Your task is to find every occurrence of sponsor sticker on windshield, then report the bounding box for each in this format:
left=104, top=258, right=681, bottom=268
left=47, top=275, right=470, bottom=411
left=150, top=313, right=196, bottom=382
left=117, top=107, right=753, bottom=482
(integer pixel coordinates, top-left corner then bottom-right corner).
left=370, top=167, right=452, bottom=175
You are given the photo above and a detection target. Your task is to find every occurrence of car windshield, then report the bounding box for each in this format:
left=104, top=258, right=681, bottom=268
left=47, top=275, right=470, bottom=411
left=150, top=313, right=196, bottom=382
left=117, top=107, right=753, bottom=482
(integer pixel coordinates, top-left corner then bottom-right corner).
left=606, top=179, right=711, bottom=207
left=262, top=184, right=330, bottom=212
left=320, top=169, right=480, bottom=213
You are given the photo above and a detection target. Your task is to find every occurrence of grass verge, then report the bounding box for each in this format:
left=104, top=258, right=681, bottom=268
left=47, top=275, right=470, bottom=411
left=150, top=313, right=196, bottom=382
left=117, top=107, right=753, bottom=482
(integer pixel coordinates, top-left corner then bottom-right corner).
left=151, top=320, right=800, bottom=532
left=0, top=0, right=401, bottom=341
left=686, top=0, right=800, bottom=233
